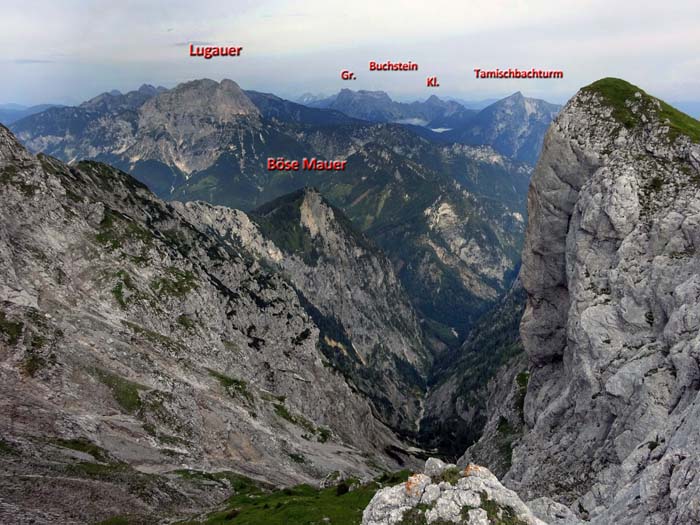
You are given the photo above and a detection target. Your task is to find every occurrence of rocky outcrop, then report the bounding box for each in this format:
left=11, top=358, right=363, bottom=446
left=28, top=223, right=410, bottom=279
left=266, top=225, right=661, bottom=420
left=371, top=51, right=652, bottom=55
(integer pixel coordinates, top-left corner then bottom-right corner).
left=464, top=79, right=700, bottom=523
left=362, top=459, right=546, bottom=524
left=0, top=124, right=420, bottom=523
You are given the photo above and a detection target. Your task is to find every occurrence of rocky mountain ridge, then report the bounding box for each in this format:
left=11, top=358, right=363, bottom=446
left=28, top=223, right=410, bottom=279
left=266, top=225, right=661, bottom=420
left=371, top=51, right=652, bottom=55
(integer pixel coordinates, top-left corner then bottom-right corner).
left=462, top=78, right=700, bottom=524
left=173, top=188, right=430, bottom=434
left=444, top=92, right=561, bottom=165
left=0, top=123, right=427, bottom=523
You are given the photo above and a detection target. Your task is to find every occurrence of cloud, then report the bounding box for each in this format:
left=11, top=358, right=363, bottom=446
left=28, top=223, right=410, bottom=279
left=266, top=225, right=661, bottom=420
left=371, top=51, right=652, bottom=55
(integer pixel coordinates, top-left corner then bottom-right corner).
left=12, top=59, right=53, bottom=64
left=173, top=41, right=213, bottom=46
left=0, top=0, right=698, bottom=104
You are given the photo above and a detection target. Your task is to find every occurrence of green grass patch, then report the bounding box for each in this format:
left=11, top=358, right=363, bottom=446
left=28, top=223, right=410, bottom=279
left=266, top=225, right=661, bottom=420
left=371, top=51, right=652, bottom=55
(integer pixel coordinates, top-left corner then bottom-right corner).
left=288, top=453, right=306, bottom=464
left=95, top=369, right=147, bottom=413
left=208, top=369, right=254, bottom=403
left=495, top=416, right=518, bottom=470
left=515, top=371, right=529, bottom=421
left=497, top=416, right=517, bottom=436
left=22, top=353, right=47, bottom=377
left=52, top=437, right=110, bottom=462
left=0, top=311, right=23, bottom=345
left=432, top=466, right=462, bottom=485
left=317, top=426, right=332, bottom=443
left=150, top=267, right=198, bottom=298
left=174, top=470, right=268, bottom=493
left=111, top=270, right=138, bottom=309
left=177, top=314, right=197, bottom=331
left=65, top=461, right=128, bottom=478
left=96, top=208, right=154, bottom=252
left=375, top=470, right=412, bottom=485
left=196, top=469, right=410, bottom=525
left=582, top=78, right=700, bottom=142
left=0, top=165, right=37, bottom=196
left=582, top=78, right=644, bottom=129
left=122, top=320, right=184, bottom=353
left=273, top=403, right=317, bottom=436
left=0, top=438, right=19, bottom=456
left=31, top=334, right=47, bottom=348
left=658, top=99, right=700, bottom=143
left=479, top=491, right=527, bottom=525
left=397, top=507, right=429, bottom=525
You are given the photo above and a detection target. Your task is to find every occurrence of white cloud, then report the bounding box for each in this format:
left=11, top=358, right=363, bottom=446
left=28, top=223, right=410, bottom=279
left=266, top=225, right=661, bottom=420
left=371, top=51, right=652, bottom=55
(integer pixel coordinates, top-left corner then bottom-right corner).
left=0, top=0, right=698, bottom=104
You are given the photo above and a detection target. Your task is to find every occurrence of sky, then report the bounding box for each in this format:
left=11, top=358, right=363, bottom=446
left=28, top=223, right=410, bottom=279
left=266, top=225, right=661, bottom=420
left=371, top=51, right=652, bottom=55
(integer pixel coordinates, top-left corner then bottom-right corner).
left=1, top=0, right=699, bottom=106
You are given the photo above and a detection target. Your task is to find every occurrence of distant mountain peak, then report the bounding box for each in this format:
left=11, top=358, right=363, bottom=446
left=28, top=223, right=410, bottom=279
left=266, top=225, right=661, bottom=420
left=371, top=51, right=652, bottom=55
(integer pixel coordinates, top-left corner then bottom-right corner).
left=140, top=78, right=260, bottom=122
left=137, top=84, right=159, bottom=95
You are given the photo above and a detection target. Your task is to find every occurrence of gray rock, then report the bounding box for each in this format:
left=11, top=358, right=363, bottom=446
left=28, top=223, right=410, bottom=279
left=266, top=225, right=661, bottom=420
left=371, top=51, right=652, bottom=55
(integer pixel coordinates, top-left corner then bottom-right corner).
left=424, top=457, right=455, bottom=478
left=464, top=79, right=700, bottom=524
left=362, top=462, right=546, bottom=525
left=527, top=497, right=582, bottom=525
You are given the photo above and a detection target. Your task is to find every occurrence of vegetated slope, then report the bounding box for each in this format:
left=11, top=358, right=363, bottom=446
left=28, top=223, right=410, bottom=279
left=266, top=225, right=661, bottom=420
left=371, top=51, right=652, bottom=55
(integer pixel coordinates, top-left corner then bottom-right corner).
left=419, top=278, right=526, bottom=460
left=0, top=124, right=422, bottom=523
left=463, top=78, right=700, bottom=524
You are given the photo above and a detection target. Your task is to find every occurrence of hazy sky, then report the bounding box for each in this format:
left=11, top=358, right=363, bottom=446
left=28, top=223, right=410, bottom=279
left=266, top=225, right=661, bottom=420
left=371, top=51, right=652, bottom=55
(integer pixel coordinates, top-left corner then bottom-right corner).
left=1, top=0, right=698, bottom=105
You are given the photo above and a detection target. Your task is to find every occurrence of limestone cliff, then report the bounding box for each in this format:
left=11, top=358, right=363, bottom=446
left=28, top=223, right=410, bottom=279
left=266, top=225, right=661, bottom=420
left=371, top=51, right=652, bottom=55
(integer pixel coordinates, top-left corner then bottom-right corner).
left=464, top=78, right=700, bottom=524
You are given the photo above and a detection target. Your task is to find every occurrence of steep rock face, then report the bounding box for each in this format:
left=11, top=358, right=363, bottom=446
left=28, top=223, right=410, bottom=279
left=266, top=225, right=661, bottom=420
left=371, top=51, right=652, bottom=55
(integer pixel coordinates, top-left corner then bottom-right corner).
left=172, top=188, right=430, bottom=434
left=133, top=79, right=261, bottom=174
left=466, top=79, right=700, bottom=523
left=0, top=124, right=416, bottom=523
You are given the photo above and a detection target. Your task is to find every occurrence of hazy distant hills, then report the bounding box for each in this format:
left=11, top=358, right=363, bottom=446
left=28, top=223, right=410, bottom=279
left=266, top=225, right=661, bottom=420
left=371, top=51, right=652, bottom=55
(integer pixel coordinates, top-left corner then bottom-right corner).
left=307, top=89, right=478, bottom=129
left=304, top=88, right=561, bottom=164
left=79, top=83, right=167, bottom=113
left=0, top=103, right=64, bottom=125
left=245, top=90, right=360, bottom=126
left=444, top=91, right=561, bottom=164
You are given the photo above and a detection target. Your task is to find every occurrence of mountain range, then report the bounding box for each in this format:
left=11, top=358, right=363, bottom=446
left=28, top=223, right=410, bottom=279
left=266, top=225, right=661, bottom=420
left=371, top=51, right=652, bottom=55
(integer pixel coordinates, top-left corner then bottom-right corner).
left=304, top=89, right=561, bottom=164
left=2, top=76, right=700, bottom=524
left=10, top=79, right=535, bottom=347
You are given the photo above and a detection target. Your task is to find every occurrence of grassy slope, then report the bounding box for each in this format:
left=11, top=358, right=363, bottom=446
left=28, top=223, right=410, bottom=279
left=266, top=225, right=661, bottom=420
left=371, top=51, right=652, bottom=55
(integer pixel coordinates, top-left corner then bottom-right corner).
left=180, top=471, right=411, bottom=525
left=582, top=78, right=700, bottom=142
